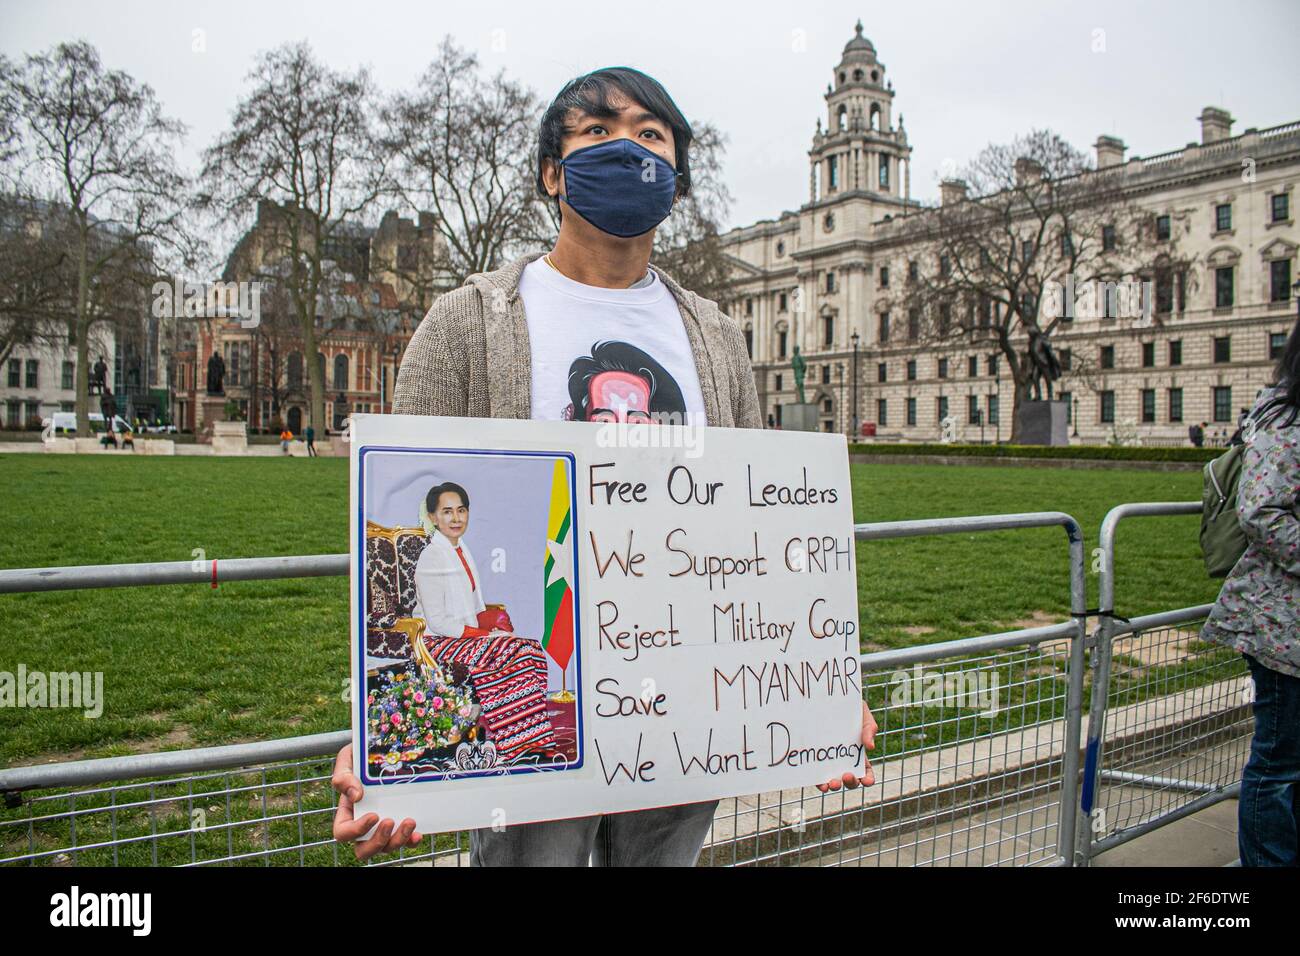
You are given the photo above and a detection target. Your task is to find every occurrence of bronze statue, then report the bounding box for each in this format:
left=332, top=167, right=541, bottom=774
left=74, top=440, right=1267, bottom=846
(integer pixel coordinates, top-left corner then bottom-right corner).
left=1026, top=327, right=1062, bottom=401
left=207, top=351, right=226, bottom=395
left=90, top=356, right=108, bottom=396
left=791, top=345, right=807, bottom=404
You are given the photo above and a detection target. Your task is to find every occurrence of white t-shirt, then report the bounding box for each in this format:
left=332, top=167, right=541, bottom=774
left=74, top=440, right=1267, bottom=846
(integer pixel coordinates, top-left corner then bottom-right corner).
left=519, top=257, right=708, bottom=426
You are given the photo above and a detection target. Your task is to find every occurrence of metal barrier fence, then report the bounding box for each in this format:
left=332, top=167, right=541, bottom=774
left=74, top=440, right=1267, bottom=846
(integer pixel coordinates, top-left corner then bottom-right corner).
left=1077, top=502, right=1251, bottom=864
left=0, top=505, right=1242, bottom=866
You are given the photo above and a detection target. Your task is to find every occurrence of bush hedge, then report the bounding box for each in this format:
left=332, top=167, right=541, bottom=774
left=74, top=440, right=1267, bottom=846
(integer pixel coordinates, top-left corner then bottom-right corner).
left=847, top=442, right=1219, bottom=463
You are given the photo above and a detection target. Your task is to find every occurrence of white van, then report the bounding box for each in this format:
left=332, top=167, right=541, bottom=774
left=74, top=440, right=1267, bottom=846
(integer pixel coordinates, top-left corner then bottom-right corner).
left=43, top=412, right=133, bottom=436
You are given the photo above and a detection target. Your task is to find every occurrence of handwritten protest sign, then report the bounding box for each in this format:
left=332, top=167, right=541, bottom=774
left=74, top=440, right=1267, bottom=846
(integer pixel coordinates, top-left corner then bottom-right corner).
left=350, top=413, right=862, bottom=833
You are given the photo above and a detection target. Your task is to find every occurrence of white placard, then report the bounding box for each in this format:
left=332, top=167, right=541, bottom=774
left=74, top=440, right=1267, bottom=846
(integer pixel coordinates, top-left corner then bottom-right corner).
left=349, top=414, right=862, bottom=833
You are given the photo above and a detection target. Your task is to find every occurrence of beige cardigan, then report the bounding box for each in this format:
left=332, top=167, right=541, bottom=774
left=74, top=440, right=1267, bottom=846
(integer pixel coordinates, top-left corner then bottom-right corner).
left=393, top=251, right=763, bottom=429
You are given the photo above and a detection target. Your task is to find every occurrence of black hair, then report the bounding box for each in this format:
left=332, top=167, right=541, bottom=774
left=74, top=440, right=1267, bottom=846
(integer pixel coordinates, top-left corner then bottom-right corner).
left=566, top=340, right=687, bottom=422
left=536, top=67, right=692, bottom=204
left=425, top=481, right=469, bottom=515
left=1268, top=316, right=1300, bottom=426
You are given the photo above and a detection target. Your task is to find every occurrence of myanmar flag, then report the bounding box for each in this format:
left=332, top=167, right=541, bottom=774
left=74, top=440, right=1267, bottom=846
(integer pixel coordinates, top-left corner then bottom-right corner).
left=541, top=459, right=575, bottom=688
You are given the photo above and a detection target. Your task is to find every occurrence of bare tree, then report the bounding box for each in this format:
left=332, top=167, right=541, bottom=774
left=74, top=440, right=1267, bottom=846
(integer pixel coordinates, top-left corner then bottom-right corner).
left=652, top=120, right=735, bottom=304
left=894, top=129, right=1193, bottom=441
left=200, top=41, right=387, bottom=434
left=382, top=37, right=546, bottom=288
left=2, top=41, right=191, bottom=431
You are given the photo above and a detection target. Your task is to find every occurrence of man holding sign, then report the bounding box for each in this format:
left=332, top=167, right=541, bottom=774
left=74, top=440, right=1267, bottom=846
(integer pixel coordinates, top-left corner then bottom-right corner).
left=332, top=66, right=876, bottom=865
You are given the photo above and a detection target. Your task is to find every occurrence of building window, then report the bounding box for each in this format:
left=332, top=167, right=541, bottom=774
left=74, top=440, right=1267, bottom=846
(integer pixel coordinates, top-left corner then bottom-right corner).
left=968, top=394, right=980, bottom=425
left=775, top=373, right=783, bottom=391
left=1141, top=342, right=1155, bottom=368
left=1215, top=203, right=1232, bottom=232
left=939, top=254, right=951, bottom=277
left=823, top=397, right=833, bottom=413
left=778, top=292, right=788, bottom=312
left=1273, top=193, right=1290, bottom=222
left=745, top=298, right=753, bottom=316
left=821, top=365, right=831, bottom=385
left=823, top=314, right=834, bottom=347
left=1060, top=349, right=1072, bottom=371
left=1102, top=224, right=1116, bottom=251
left=828, top=155, right=839, bottom=190
left=906, top=359, right=917, bottom=381
left=1141, top=389, right=1156, bottom=423
left=1213, top=386, right=1232, bottom=423
left=879, top=266, right=889, bottom=288
left=744, top=327, right=753, bottom=357
left=62, top=361, right=74, bottom=390
left=1100, top=345, right=1115, bottom=369
left=907, top=260, right=918, bottom=281
left=1061, top=391, right=1072, bottom=423
left=1270, top=259, right=1293, bottom=302
left=1214, top=336, right=1231, bottom=363
left=879, top=155, right=889, bottom=189
left=1155, top=215, right=1171, bottom=241
left=1215, top=267, right=1234, bottom=308
left=877, top=362, right=887, bottom=383
left=937, top=395, right=949, bottom=422
left=879, top=312, right=890, bottom=342
left=1169, top=340, right=1183, bottom=366
left=907, top=309, right=920, bottom=341
left=826, top=271, right=836, bottom=293
left=778, top=330, right=788, bottom=358
left=25, top=359, right=38, bottom=388
left=877, top=398, right=888, bottom=426
left=5, top=398, right=19, bottom=427
left=938, top=358, right=949, bottom=379
left=1061, top=233, right=1074, bottom=257
left=1155, top=268, right=1173, bottom=314
left=987, top=354, right=998, bottom=377
left=906, top=397, right=917, bottom=426
left=1270, top=332, right=1287, bottom=360
left=968, top=355, right=978, bottom=377
left=988, top=394, right=999, bottom=425
left=7, top=359, right=18, bottom=388
left=1100, top=390, right=1115, bottom=424
left=1168, top=387, right=1183, bottom=423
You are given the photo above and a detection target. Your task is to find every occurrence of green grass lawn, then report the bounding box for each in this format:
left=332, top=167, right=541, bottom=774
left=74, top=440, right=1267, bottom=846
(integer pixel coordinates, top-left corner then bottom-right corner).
left=0, top=453, right=1218, bottom=766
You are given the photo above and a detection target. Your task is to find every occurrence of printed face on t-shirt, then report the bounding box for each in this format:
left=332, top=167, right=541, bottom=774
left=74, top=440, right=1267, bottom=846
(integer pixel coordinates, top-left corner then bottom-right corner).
left=586, top=370, right=653, bottom=423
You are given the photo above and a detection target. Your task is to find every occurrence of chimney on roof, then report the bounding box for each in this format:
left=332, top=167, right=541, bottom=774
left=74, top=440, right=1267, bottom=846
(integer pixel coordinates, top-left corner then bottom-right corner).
left=1013, top=157, right=1044, bottom=187
left=1094, top=135, right=1126, bottom=168
left=1199, top=107, right=1234, bottom=144
left=939, top=178, right=968, bottom=205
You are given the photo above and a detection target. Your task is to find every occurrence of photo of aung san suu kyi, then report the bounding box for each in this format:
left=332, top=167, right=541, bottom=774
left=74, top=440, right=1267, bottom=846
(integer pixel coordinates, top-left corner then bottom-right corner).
left=359, top=447, right=582, bottom=782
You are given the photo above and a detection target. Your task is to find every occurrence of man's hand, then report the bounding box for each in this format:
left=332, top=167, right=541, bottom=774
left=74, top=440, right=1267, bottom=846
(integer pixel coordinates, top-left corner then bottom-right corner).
left=817, top=699, right=878, bottom=793
left=330, top=743, right=423, bottom=861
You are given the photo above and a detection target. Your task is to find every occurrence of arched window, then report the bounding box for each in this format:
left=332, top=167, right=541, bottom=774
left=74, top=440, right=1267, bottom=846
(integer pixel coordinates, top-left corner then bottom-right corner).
left=837, top=105, right=847, bottom=132
left=333, top=353, right=349, bottom=391
left=870, top=103, right=881, bottom=132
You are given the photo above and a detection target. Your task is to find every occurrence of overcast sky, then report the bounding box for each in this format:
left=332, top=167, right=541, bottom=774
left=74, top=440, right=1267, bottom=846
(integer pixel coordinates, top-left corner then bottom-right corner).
left=3, top=0, right=1297, bottom=233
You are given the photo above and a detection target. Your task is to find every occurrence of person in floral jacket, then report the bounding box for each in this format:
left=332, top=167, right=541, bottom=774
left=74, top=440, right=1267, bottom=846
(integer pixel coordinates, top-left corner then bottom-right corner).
left=1202, top=318, right=1300, bottom=866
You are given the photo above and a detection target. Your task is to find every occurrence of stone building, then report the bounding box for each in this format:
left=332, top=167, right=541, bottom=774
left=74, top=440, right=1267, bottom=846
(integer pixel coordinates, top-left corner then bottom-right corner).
left=721, top=22, right=1299, bottom=444
left=174, top=201, right=453, bottom=435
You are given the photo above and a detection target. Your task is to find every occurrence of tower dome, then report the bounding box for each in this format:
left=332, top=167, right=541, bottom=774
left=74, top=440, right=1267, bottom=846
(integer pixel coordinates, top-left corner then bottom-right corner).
left=843, top=20, right=876, bottom=56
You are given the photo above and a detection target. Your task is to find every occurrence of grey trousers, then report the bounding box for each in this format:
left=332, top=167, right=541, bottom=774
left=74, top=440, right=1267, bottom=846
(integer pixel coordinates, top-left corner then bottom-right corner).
left=469, top=800, right=718, bottom=867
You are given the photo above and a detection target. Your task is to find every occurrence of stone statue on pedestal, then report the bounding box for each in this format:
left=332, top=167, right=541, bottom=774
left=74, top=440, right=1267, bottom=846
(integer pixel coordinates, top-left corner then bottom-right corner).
left=791, top=345, right=807, bottom=404
left=207, top=352, right=226, bottom=395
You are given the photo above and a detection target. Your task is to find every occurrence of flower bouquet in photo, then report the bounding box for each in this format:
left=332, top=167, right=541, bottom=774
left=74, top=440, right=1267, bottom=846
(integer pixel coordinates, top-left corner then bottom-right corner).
left=366, top=663, right=477, bottom=774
